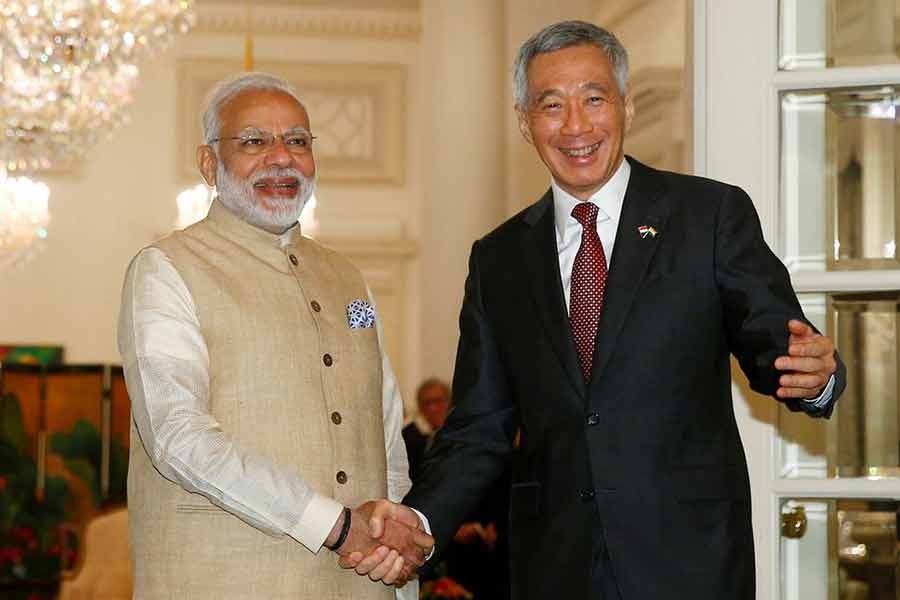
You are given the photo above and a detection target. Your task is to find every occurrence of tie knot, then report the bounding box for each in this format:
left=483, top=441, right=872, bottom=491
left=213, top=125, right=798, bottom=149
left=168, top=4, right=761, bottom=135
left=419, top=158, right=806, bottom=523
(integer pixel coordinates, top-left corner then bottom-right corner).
left=571, top=202, right=599, bottom=228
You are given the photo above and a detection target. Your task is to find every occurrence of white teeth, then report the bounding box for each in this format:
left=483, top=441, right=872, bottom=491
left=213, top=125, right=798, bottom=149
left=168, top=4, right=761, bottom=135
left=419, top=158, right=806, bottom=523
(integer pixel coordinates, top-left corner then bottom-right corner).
left=562, top=143, right=599, bottom=157
left=255, top=182, right=297, bottom=188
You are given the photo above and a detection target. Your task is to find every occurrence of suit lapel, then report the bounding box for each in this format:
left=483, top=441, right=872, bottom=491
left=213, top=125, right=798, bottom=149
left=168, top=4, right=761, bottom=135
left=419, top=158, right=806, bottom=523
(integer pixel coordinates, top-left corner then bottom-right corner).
left=521, top=190, right=586, bottom=399
left=591, top=159, right=669, bottom=384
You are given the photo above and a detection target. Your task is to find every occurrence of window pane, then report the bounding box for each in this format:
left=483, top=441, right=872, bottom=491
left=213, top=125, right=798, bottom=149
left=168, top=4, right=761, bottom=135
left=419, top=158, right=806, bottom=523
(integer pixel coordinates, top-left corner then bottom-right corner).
left=779, top=293, right=900, bottom=479
left=780, top=0, right=900, bottom=70
left=780, top=498, right=898, bottom=600
left=781, top=87, right=900, bottom=272
left=830, top=293, right=900, bottom=478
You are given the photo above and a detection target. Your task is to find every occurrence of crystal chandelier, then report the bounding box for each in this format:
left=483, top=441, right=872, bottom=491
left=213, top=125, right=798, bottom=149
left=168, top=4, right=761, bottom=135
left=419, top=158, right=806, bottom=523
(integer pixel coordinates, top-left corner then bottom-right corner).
left=0, top=168, right=49, bottom=268
left=0, top=1, right=195, bottom=171
left=0, top=1, right=194, bottom=267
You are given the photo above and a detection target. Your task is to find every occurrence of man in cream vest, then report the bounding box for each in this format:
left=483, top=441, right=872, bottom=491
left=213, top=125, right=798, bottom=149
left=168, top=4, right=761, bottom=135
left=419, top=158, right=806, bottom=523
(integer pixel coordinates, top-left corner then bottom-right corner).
left=118, top=72, right=432, bottom=599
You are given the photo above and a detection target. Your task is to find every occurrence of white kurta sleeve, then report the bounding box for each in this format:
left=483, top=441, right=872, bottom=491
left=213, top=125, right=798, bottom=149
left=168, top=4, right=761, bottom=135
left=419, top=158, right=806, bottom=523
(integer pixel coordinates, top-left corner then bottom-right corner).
left=374, top=325, right=412, bottom=503
left=118, top=247, right=343, bottom=553
left=367, top=287, right=420, bottom=600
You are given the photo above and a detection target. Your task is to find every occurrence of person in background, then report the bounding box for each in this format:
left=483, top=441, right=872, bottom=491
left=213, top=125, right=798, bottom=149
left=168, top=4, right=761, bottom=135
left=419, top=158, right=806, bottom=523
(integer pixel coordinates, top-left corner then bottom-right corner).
left=403, top=378, right=510, bottom=598
left=402, top=378, right=451, bottom=483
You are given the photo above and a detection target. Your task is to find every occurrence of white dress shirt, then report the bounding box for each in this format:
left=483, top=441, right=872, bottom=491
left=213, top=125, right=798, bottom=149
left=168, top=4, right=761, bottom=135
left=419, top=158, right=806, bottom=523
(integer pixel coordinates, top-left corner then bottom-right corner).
left=553, top=158, right=631, bottom=311
left=118, top=242, right=417, bottom=599
left=550, top=157, right=833, bottom=405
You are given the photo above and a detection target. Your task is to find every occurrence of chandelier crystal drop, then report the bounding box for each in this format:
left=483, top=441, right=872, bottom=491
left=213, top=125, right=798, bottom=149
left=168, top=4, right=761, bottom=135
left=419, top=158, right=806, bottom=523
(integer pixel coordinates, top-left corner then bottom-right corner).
left=0, top=1, right=195, bottom=170
left=0, top=168, right=50, bottom=268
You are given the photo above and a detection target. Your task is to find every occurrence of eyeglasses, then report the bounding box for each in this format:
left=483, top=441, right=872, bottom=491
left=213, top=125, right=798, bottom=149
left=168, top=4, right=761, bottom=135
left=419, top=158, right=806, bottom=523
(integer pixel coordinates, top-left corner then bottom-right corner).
left=208, top=128, right=316, bottom=155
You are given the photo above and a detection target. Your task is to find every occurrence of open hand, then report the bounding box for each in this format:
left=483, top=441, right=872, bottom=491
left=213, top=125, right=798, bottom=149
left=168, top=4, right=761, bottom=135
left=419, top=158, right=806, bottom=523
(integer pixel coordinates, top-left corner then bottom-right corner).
left=774, top=319, right=837, bottom=399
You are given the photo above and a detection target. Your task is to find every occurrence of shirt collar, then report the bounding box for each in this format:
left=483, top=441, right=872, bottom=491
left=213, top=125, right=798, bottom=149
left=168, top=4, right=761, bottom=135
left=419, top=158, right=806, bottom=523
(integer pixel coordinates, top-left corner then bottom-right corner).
left=552, top=157, right=631, bottom=241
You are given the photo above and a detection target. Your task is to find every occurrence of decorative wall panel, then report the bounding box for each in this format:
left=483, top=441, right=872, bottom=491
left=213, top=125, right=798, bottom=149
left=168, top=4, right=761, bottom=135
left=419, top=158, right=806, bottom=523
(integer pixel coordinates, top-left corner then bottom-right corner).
left=625, top=66, right=686, bottom=172
left=194, top=2, right=420, bottom=40
left=177, top=58, right=406, bottom=184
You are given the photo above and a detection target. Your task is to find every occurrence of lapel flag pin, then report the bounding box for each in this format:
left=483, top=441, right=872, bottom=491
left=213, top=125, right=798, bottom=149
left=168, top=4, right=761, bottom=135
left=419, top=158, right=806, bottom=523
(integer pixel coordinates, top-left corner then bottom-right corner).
left=638, top=225, right=658, bottom=239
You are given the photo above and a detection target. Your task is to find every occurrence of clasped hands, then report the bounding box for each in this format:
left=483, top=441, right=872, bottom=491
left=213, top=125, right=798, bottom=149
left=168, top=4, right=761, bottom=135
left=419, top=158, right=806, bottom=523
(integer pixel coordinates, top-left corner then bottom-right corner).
left=328, top=500, right=433, bottom=587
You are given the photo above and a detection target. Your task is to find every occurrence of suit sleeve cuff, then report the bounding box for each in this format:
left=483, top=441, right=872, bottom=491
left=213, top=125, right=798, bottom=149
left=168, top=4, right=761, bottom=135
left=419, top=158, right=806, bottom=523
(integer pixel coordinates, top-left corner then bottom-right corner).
left=802, top=374, right=835, bottom=408
left=408, top=507, right=435, bottom=561
left=287, top=494, right=345, bottom=553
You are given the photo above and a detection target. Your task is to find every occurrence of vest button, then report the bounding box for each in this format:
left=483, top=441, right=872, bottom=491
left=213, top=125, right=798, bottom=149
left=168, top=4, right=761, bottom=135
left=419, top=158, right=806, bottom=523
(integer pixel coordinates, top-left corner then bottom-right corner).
left=311, top=300, right=321, bottom=312
left=323, top=353, right=333, bottom=366
left=579, top=488, right=595, bottom=502
left=336, top=470, right=348, bottom=484
left=586, top=412, right=600, bottom=426
left=289, top=254, right=299, bottom=266
left=331, top=411, right=342, bottom=425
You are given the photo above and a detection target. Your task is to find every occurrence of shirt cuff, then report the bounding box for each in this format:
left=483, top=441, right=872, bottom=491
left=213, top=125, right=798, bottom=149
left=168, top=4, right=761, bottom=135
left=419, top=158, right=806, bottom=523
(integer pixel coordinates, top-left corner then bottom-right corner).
left=802, top=374, right=835, bottom=409
left=287, top=494, right=345, bottom=553
left=408, top=507, right=435, bottom=561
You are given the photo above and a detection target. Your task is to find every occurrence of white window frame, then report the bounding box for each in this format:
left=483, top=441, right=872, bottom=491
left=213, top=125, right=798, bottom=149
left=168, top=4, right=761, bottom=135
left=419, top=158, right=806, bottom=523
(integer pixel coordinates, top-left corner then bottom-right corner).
left=693, top=1, right=900, bottom=598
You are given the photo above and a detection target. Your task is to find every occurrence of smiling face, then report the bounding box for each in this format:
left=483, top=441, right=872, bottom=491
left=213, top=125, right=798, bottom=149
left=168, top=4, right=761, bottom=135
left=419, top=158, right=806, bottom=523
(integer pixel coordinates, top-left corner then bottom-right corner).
left=197, top=88, right=317, bottom=233
left=516, top=44, right=634, bottom=200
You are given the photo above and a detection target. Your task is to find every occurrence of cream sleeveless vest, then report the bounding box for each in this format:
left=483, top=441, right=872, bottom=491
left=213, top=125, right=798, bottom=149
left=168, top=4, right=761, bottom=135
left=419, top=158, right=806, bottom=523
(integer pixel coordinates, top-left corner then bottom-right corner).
left=128, top=202, right=392, bottom=600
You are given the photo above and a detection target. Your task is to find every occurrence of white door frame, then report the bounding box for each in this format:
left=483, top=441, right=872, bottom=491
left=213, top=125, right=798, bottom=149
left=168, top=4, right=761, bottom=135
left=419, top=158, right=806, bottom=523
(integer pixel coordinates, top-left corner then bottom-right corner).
left=692, top=1, right=900, bottom=598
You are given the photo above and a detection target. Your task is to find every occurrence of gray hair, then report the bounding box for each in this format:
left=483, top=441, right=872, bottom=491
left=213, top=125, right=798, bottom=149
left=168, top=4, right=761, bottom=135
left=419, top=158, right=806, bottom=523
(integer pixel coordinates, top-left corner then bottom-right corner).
left=201, top=72, right=304, bottom=146
left=513, top=20, right=629, bottom=108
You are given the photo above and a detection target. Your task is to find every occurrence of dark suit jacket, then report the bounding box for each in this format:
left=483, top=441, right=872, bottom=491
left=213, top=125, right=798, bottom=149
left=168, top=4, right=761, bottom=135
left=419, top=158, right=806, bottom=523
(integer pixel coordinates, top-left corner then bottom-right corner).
left=402, top=422, right=429, bottom=484
left=404, top=158, right=846, bottom=599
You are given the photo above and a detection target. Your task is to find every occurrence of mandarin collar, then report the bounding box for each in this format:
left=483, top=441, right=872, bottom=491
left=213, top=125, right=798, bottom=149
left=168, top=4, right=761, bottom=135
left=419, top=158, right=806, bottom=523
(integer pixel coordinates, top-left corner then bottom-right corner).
left=204, top=200, right=303, bottom=250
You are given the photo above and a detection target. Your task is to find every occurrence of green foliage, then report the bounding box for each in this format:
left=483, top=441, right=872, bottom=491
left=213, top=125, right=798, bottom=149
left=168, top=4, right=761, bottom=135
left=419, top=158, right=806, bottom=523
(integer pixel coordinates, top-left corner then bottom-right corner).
left=0, top=393, right=27, bottom=454
left=51, top=421, right=102, bottom=505
left=108, top=438, right=129, bottom=503
left=0, top=393, right=130, bottom=590
left=0, top=394, right=72, bottom=586
left=50, top=419, right=129, bottom=505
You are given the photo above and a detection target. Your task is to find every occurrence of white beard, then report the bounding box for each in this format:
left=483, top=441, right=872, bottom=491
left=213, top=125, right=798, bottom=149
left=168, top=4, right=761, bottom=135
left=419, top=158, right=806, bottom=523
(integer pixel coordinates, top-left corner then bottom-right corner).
left=215, top=163, right=316, bottom=234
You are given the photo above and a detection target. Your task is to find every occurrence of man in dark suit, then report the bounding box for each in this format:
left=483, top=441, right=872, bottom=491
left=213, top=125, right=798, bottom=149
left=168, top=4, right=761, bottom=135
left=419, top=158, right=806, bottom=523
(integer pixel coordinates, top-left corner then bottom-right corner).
left=344, top=21, right=845, bottom=598
left=402, top=378, right=451, bottom=483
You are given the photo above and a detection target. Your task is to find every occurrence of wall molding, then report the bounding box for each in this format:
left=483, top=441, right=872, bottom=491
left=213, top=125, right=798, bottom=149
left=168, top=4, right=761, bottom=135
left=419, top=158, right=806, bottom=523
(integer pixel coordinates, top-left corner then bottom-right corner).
left=194, top=3, right=420, bottom=40
left=319, top=238, right=418, bottom=260
left=627, top=66, right=686, bottom=172
left=176, top=58, right=407, bottom=185
left=594, top=0, right=655, bottom=29
left=630, top=67, right=684, bottom=129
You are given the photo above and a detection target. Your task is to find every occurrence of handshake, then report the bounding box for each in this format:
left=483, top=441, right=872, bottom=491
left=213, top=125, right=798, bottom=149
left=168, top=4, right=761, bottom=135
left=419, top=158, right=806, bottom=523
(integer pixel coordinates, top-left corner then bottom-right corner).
left=325, top=499, right=434, bottom=587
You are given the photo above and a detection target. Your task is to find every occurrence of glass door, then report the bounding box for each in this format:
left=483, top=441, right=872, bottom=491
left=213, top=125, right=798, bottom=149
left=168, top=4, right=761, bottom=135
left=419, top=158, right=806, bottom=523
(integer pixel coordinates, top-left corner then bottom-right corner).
left=778, top=1, right=900, bottom=598
left=696, top=1, right=900, bottom=597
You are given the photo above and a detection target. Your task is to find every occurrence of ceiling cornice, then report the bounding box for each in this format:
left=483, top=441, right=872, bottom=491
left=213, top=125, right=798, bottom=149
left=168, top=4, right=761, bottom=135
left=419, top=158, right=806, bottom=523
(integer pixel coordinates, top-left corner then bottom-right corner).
left=594, top=0, right=656, bottom=30
left=194, top=3, right=420, bottom=40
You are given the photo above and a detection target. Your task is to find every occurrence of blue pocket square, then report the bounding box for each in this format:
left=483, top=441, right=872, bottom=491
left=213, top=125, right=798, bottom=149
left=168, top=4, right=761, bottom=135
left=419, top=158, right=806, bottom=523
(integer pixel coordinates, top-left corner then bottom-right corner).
left=347, top=299, right=376, bottom=329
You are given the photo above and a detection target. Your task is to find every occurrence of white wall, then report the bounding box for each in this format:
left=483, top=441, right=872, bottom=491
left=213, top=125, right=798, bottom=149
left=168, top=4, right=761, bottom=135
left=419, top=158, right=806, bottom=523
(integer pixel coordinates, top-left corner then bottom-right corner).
left=504, top=0, right=596, bottom=215
left=0, top=0, right=691, bottom=417
left=595, top=0, right=689, bottom=172
left=0, top=7, right=426, bottom=411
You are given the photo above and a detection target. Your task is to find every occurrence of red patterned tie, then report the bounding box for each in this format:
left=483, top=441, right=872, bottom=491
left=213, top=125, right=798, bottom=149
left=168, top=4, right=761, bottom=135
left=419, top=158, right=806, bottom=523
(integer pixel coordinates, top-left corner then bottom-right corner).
left=569, top=202, right=608, bottom=381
